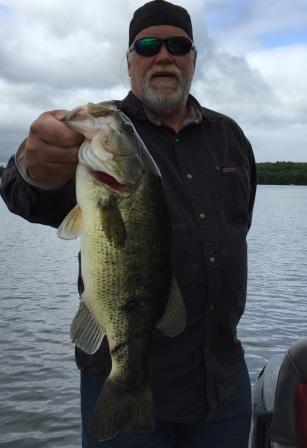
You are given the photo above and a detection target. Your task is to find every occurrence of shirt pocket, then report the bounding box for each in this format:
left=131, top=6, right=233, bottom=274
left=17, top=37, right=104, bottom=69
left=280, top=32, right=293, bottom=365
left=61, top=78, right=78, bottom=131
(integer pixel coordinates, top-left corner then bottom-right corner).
left=218, top=165, right=251, bottom=224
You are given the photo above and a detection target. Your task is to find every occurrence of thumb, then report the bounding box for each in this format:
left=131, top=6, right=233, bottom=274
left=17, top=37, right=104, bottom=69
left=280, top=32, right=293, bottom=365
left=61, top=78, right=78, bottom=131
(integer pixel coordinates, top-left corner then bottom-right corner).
left=51, top=109, right=69, bottom=121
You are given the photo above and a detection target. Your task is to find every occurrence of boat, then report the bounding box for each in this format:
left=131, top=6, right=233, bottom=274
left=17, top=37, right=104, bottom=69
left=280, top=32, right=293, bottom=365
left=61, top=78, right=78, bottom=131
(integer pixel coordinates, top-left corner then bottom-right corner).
left=251, top=338, right=307, bottom=447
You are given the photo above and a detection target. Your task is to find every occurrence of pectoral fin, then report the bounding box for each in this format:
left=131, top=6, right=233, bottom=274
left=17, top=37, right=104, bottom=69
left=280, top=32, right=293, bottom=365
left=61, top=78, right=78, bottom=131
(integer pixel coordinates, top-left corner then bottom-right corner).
left=70, top=296, right=105, bottom=354
left=99, top=196, right=126, bottom=248
left=157, top=276, right=186, bottom=337
left=57, top=205, right=82, bottom=240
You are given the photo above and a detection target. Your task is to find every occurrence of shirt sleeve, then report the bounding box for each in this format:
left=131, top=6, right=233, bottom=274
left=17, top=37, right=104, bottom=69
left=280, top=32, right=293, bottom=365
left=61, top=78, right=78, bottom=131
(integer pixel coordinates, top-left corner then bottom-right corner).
left=226, top=116, right=257, bottom=230
left=242, top=133, right=257, bottom=230
left=0, top=143, right=77, bottom=228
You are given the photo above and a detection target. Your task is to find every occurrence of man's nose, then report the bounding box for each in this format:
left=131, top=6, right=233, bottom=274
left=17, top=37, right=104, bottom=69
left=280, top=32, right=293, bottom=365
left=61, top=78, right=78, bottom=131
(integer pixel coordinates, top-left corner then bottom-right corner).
left=154, top=43, right=173, bottom=62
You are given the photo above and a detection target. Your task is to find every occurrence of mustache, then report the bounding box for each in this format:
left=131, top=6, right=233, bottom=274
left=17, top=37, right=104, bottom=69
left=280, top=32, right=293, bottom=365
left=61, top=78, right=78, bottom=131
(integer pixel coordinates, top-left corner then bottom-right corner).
left=147, top=65, right=181, bottom=80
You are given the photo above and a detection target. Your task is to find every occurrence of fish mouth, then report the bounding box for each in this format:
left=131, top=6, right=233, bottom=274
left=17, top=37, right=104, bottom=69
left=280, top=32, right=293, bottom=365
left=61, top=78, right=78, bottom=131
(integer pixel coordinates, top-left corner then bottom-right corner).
left=92, top=170, right=135, bottom=193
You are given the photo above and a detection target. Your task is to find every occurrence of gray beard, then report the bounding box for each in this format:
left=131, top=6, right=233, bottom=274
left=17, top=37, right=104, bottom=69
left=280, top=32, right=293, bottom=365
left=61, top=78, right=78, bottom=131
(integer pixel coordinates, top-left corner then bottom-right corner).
left=140, top=78, right=191, bottom=118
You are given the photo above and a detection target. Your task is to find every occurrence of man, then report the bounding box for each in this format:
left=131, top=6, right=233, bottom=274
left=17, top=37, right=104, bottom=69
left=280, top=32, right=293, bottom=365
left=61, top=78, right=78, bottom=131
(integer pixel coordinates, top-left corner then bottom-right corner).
left=1, top=1, right=257, bottom=447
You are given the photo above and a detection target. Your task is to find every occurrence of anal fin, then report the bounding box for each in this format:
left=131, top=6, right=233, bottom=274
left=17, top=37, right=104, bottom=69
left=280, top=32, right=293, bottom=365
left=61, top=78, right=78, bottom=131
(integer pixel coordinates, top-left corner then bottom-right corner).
left=70, top=298, right=105, bottom=354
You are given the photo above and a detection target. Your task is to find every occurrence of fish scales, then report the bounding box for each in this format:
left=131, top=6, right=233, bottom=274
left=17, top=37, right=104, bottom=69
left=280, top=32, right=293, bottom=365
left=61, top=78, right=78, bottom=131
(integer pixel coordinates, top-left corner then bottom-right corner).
left=78, top=162, right=170, bottom=384
left=57, top=102, right=186, bottom=441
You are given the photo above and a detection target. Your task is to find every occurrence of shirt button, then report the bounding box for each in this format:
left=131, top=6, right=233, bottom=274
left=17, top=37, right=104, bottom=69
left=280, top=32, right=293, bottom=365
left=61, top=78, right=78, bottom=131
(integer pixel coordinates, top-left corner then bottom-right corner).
left=186, top=173, right=193, bottom=180
left=209, top=304, right=215, bottom=312
left=175, top=137, right=180, bottom=143
left=199, top=213, right=206, bottom=219
left=209, top=257, right=216, bottom=264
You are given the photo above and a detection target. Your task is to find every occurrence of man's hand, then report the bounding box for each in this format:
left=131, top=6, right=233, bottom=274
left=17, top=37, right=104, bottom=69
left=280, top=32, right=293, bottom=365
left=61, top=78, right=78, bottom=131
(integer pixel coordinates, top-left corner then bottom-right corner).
left=24, top=110, right=84, bottom=189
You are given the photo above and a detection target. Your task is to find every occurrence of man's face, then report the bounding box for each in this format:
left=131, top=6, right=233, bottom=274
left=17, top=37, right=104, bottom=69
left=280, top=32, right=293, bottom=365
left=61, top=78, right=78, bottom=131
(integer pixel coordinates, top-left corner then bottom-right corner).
left=127, top=25, right=197, bottom=118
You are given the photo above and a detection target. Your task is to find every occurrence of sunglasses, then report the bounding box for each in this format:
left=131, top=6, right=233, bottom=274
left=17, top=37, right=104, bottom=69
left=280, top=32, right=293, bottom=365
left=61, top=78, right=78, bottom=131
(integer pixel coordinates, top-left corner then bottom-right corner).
left=129, top=36, right=195, bottom=56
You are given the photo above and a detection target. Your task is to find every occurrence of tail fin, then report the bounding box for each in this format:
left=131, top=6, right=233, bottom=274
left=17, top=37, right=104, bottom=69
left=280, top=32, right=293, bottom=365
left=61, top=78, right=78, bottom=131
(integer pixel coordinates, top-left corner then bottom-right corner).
left=89, top=377, right=154, bottom=441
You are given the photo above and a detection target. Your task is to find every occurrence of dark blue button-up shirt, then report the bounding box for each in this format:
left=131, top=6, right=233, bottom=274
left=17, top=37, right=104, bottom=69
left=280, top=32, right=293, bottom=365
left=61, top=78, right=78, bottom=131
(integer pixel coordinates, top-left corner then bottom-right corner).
left=0, top=91, right=257, bottom=422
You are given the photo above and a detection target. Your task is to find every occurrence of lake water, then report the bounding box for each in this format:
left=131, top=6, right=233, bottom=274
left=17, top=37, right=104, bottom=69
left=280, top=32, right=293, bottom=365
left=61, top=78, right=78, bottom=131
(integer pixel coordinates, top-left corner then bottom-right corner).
left=0, top=185, right=307, bottom=447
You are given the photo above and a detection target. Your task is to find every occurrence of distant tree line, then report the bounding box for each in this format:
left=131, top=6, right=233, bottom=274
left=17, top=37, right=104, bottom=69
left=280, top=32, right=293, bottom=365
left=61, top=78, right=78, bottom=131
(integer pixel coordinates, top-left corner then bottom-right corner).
left=257, top=162, right=307, bottom=185
left=0, top=162, right=307, bottom=185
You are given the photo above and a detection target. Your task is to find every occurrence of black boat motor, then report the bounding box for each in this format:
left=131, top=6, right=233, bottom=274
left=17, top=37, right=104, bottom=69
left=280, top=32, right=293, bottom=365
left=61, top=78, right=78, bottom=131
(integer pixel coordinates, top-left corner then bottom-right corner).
left=252, top=338, right=307, bottom=448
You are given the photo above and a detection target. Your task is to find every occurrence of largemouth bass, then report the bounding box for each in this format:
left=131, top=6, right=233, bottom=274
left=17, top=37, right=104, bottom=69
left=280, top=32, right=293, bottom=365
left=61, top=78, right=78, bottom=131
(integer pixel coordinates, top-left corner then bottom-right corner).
left=57, top=102, right=186, bottom=441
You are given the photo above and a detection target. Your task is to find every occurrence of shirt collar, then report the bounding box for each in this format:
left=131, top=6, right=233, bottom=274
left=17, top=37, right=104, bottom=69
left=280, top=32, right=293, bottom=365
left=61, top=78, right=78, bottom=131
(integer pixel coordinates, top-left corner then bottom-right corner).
left=144, top=97, right=203, bottom=131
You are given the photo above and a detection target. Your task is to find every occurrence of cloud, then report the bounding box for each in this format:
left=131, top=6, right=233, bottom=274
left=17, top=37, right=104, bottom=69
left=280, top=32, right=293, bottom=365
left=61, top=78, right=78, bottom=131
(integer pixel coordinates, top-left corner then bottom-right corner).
left=247, top=45, right=307, bottom=117
left=205, top=0, right=307, bottom=54
left=194, top=0, right=307, bottom=162
left=0, top=0, right=306, bottom=164
left=0, top=1, right=129, bottom=89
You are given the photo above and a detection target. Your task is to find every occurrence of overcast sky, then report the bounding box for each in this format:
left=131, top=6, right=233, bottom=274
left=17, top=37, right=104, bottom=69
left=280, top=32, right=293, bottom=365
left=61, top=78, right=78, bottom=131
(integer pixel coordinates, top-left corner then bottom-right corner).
left=0, top=0, right=306, bottom=164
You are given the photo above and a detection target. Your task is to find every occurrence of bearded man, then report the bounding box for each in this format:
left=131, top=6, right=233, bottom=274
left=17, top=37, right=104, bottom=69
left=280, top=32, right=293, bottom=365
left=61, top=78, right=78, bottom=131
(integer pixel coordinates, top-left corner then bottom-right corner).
left=1, top=1, right=257, bottom=447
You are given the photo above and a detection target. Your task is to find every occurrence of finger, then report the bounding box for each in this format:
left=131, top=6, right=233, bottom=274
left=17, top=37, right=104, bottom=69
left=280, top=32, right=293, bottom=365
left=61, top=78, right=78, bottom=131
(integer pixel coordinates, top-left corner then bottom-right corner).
left=51, top=109, right=69, bottom=120
left=34, top=160, right=79, bottom=178
left=30, top=111, right=84, bottom=147
left=25, top=158, right=78, bottom=187
left=26, top=134, right=80, bottom=164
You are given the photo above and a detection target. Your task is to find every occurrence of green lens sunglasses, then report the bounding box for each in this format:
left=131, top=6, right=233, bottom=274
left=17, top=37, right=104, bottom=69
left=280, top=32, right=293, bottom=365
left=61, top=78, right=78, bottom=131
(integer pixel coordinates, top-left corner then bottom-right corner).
left=129, top=36, right=195, bottom=56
